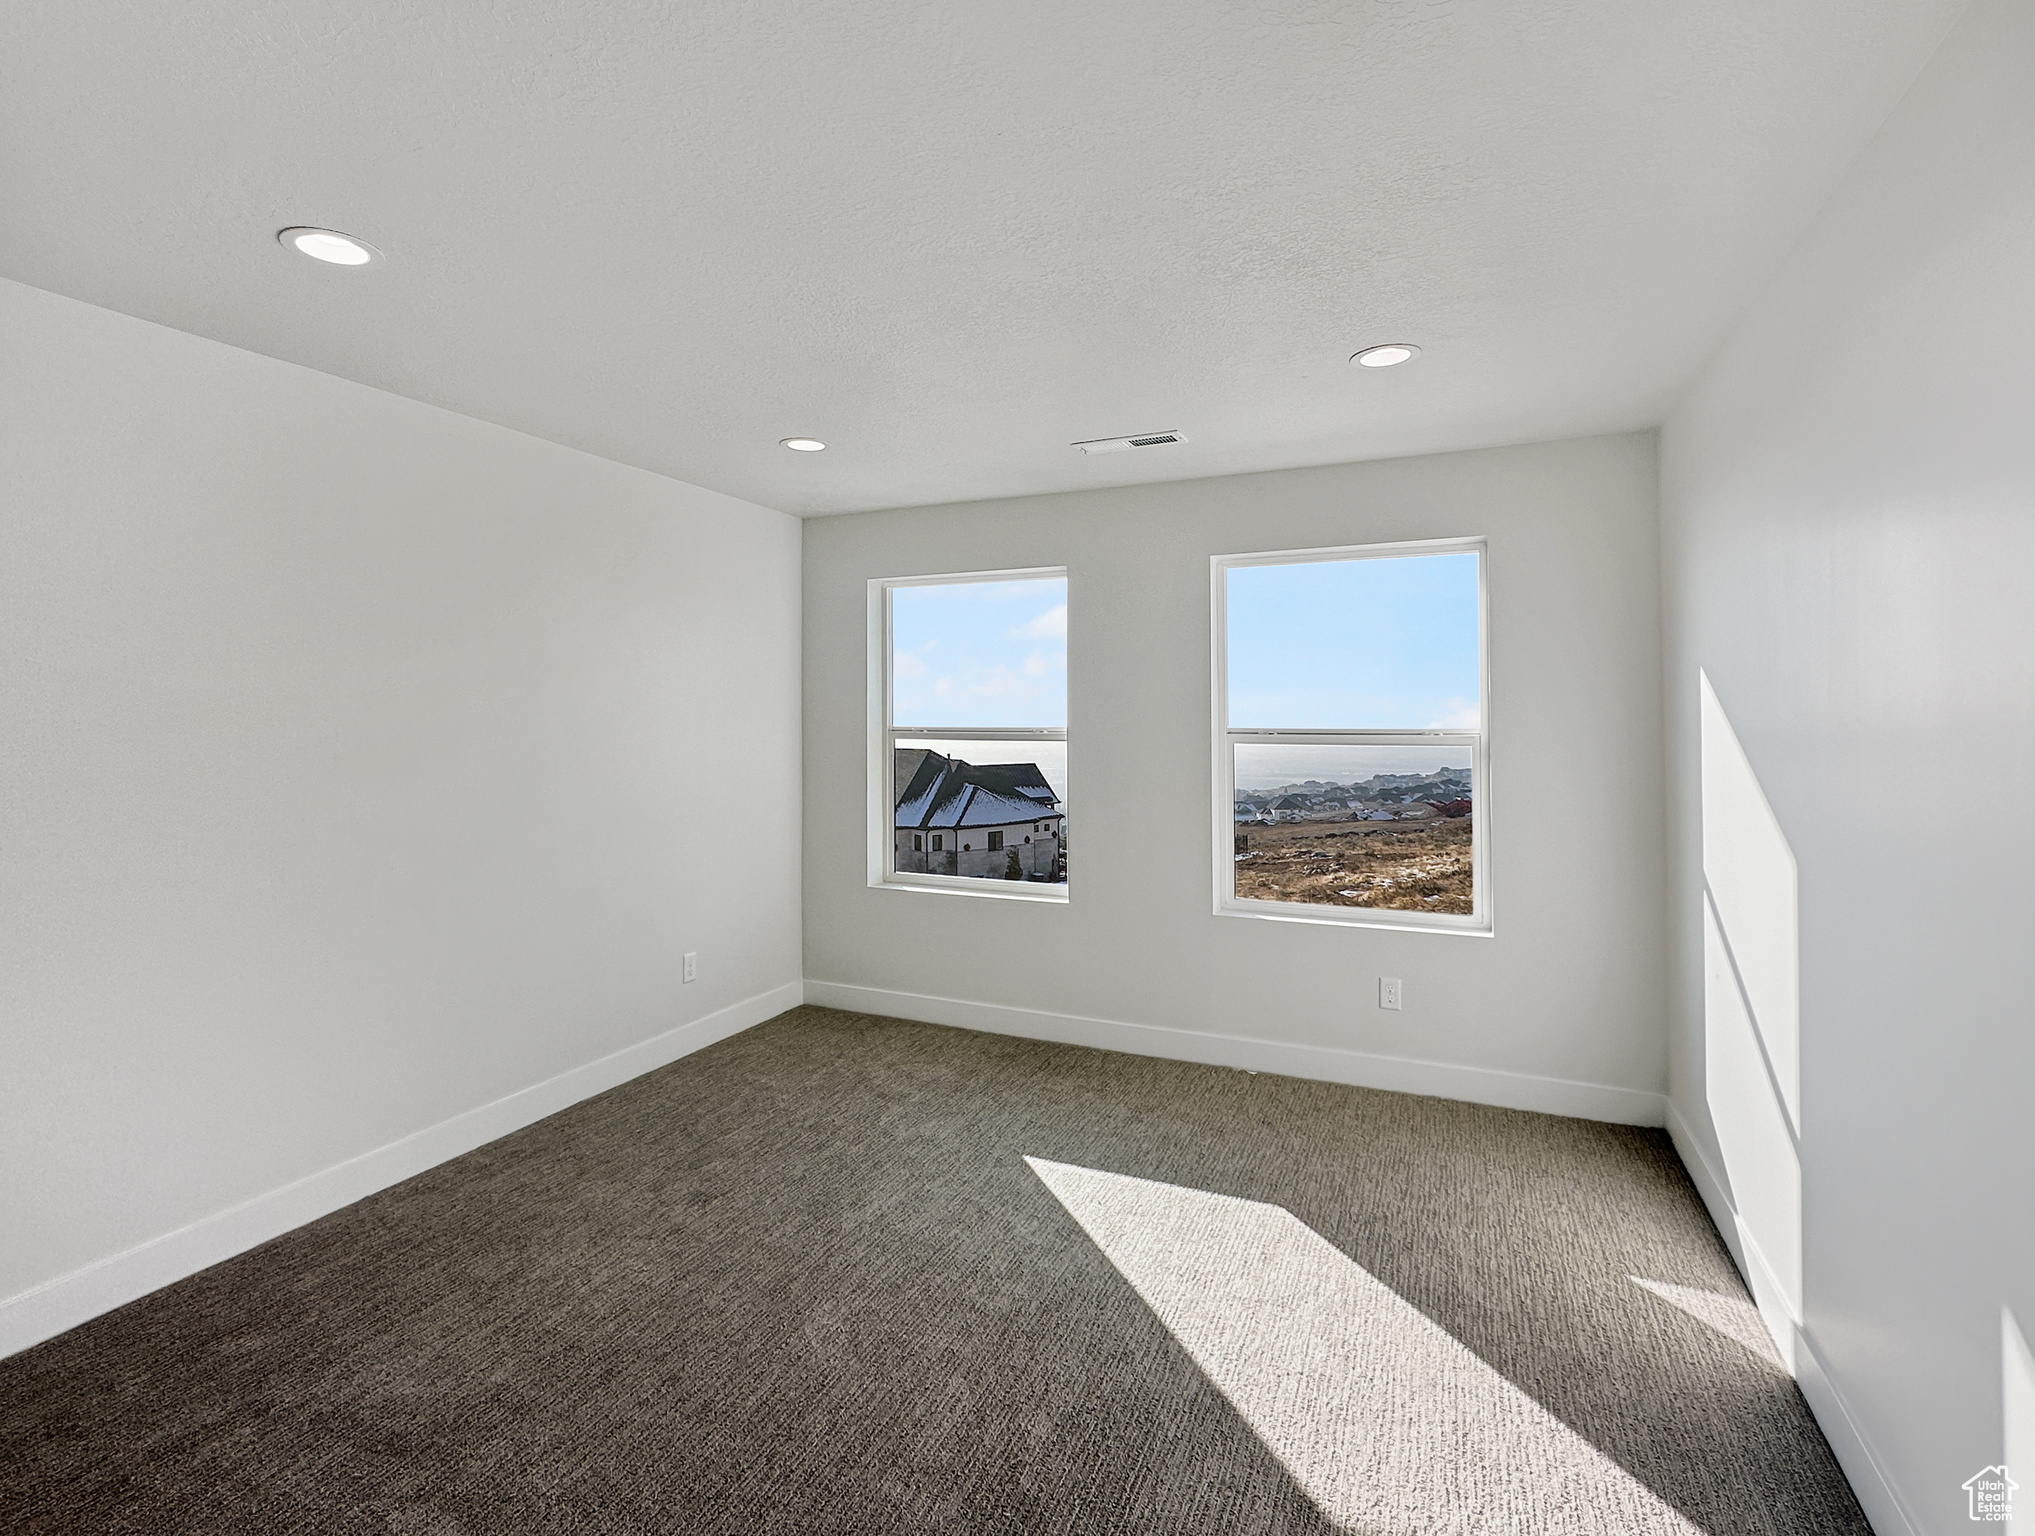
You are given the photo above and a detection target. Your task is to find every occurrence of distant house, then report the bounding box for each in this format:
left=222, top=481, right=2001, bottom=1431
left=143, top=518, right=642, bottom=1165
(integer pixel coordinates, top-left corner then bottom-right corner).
left=1435, top=798, right=1473, bottom=818
left=894, top=749, right=1065, bottom=881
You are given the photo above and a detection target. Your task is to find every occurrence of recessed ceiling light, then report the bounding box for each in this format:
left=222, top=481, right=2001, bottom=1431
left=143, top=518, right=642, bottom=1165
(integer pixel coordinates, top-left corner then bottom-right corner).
left=781, top=438, right=828, bottom=452
left=1352, top=343, right=1419, bottom=368
left=278, top=227, right=382, bottom=267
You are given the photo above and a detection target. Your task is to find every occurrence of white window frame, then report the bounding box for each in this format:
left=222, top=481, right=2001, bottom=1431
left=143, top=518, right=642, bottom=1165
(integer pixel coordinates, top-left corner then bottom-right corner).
left=1211, top=536, right=1491, bottom=936
left=868, top=566, right=1069, bottom=903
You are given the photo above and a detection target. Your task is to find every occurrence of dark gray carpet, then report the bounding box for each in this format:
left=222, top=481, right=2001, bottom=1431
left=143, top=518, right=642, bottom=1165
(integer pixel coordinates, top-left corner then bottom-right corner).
left=1, top=1006, right=1865, bottom=1534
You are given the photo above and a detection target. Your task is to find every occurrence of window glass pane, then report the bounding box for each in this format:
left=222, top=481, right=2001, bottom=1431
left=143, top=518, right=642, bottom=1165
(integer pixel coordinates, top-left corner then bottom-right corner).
left=893, top=737, right=1067, bottom=885
left=1226, top=553, right=1478, bottom=729
left=1232, top=743, right=1472, bottom=914
left=893, top=578, right=1067, bottom=728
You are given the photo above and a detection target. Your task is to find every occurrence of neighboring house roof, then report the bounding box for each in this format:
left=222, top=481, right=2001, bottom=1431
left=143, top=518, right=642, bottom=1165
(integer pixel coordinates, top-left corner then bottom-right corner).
left=893, top=747, right=935, bottom=796
left=896, top=752, right=1060, bottom=830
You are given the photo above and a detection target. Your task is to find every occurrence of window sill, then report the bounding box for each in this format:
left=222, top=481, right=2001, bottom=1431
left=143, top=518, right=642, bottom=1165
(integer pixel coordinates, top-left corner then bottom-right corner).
left=1217, top=899, right=1490, bottom=937
left=876, top=873, right=1069, bottom=904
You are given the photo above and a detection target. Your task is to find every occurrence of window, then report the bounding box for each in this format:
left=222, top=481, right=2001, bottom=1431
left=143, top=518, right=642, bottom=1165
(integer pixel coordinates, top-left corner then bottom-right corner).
left=1214, top=539, right=1487, bottom=933
left=872, top=568, right=1068, bottom=898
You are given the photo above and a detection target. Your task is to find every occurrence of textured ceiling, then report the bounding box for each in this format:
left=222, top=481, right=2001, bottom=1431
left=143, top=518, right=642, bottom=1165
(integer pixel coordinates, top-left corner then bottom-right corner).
left=0, top=1, right=1966, bottom=514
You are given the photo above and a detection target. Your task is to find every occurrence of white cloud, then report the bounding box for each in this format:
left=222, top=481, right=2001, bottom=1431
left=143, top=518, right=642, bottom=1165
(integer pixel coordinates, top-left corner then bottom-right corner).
left=1013, top=604, right=1067, bottom=640
left=1426, top=699, right=1481, bottom=729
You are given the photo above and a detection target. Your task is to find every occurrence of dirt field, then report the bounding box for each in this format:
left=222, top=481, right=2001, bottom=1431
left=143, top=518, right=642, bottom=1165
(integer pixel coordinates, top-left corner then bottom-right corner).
left=1233, top=815, right=1473, bottom=914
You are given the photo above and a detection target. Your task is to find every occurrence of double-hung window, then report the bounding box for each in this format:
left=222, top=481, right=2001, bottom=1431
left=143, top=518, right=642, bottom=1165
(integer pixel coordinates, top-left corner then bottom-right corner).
left=872, top=568, right=1068, bottom=898
left=1214, top=539, right=1487, bottom=933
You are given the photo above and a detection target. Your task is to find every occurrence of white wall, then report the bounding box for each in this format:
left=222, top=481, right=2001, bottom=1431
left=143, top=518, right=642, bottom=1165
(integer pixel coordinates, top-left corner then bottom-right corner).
left=1660, top=0, right=2035, bottom=1527
left=0, top=280, right=803, bottom=1352
left=804, top=433, right=1668, bottom=1123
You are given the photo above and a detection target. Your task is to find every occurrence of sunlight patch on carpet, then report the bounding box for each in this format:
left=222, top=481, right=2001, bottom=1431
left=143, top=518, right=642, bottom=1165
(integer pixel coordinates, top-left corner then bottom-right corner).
left=1027, top=1156, right=1701, bottom=1535
left=1629, top=1275, right=1781, bottom=1368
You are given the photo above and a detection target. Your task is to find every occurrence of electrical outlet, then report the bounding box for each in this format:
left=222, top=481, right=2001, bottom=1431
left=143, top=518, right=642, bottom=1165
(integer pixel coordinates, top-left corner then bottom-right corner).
left=1379, top=976, right=1403, bottom=1011
left=683, top=951, right=698, bottom=984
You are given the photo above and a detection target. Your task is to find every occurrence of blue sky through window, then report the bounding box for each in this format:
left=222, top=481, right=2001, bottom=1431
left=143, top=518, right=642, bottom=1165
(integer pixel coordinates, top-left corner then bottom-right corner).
left=1226, top=553, right=1480, bottom=729
left=893, top=577, right=1067, bottom=728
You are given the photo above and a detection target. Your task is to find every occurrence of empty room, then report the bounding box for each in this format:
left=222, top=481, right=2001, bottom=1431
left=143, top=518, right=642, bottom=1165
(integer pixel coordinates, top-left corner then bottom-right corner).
left=3, top=1, right=2029, bottom=1532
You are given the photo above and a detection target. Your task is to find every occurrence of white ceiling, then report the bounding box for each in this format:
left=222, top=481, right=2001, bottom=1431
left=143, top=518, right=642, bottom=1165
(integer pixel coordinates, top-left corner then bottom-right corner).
left=0, top=1, right=1965, bottom=515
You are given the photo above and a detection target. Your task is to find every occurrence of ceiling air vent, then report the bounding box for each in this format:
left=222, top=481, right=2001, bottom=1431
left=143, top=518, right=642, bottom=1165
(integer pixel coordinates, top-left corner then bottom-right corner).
left=1072, top=430, right=1187, bottom=454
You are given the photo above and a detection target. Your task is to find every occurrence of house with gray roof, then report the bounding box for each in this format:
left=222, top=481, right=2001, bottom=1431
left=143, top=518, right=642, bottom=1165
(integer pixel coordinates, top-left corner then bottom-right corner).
left=894, top=750, right=1064, bottom=881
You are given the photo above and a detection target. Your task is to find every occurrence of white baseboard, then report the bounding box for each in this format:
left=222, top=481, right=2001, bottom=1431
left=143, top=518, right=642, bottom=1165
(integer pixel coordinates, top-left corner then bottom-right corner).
left=803, top=980, right=1667, bottom=1127
left=1663, top=1100, right=1800, bottom=1366
left=1664, top=1100, right=1917, bottom=1536
left=1794, top=1325, right=1923, bottom=1536
left=0, top=979, right=803, bottom=1361
left=1664, top=1099, right=1734, bottom=1253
